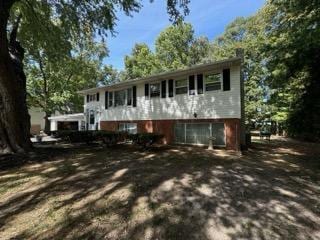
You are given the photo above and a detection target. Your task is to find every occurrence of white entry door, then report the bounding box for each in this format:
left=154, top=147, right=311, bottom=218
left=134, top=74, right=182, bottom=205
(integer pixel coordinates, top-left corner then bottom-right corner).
left=87, top=110, right=98, bottom=130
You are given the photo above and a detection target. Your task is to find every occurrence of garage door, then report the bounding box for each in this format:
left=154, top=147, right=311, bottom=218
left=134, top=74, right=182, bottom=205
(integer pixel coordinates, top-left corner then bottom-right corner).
left=58, top=121, right=79, bottom=131
left=174, top=122, right=225, bottom=146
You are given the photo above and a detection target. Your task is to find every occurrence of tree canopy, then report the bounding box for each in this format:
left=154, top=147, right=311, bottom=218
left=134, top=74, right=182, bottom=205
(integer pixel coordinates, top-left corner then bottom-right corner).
left=124, top=22, right=210, bottom=79
left=263, top=0, right=320, bottom=140
left=124, top=43, right=159, bottom=79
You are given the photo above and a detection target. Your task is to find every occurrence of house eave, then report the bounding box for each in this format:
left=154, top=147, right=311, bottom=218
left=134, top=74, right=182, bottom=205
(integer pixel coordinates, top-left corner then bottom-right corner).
left=78, top=57, right=242, bottom=95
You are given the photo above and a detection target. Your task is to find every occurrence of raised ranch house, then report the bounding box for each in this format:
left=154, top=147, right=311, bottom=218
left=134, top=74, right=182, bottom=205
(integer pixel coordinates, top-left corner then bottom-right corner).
left=78, top=57, right=244, bottom=150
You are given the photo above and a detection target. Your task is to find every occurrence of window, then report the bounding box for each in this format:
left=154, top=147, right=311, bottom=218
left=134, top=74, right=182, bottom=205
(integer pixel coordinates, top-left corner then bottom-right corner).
left=174, top=123, right=225, bottom=146
left=150, top=83, right=160, bottom=98
left=127, top=88, right=132, bottom=105
left=108, top=92, right=113, bottom=107
left=115, top=90, right=126, bottom=106
left=186, top=123, right=211, bottom=145
left=119, top=123, right=137, bottom=134
left=89, top=110, right=95, bottom=124
left=87, top=94, right=97, bottom=102
left=205, top=73, right=221, bottom=91
left=89, top=94, right=96, bottom=102
left=175, top=79, right=188, bottom=95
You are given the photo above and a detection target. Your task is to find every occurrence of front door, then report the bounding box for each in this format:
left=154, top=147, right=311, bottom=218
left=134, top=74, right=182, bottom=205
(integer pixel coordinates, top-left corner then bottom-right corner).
left=88, top=110, right=96, bottom=130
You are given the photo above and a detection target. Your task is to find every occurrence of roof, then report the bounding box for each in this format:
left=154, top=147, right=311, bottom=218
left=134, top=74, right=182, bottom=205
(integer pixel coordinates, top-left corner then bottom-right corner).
left=48, top=113, right=84, bottom=121
left=78, top=57, right=242, bottom=95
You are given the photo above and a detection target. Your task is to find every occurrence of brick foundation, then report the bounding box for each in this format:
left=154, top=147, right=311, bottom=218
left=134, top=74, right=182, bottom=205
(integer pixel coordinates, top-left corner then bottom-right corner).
left=30, top=124, right=41, bottom=135
left=100, top=118, right=241, bottom=151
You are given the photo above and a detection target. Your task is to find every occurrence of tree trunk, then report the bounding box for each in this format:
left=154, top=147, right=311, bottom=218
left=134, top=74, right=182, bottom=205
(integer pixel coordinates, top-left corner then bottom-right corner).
left=0, top=0, right=31, bottom=154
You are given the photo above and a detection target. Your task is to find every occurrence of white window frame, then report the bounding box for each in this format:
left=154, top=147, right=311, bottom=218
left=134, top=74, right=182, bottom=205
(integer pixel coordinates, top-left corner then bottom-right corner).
left=113, top=87, right=134, bottom=108
left=88, top=94, right=96, bottom=102
left=204, top=72, right=222, bottom=92
left=175, top=78, right=188, bottom=95
left=114, top=89, right=126, bottom=107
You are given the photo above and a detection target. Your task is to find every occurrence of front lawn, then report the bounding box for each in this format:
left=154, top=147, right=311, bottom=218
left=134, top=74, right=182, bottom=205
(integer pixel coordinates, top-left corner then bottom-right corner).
left=0, top=138, right=319, bottom=240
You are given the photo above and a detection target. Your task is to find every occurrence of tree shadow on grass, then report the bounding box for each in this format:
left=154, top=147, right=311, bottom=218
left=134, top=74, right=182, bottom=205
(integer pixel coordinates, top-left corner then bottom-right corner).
left=0, top=139, right=319, bottom=240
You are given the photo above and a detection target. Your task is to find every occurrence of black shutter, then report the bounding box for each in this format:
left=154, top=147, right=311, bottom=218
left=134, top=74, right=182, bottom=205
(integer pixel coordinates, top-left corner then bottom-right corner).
left=133, top=86, right=137, bottom=107
left=189, top=75, right=195, bottom=95
left=161, top=80, right=166, bottom=98
left=96, top=92, right=100, bottom=101
left=145, top=83, right=149, bottom=98
left=105, top=91, right=108, bottom=109
left=223, top=69, right=231, bottom=91
left=197, top=74, right=203, bottom=94
left=168, top=79, right=174, bottom=97
left=86, top=94, right=89, bottom=102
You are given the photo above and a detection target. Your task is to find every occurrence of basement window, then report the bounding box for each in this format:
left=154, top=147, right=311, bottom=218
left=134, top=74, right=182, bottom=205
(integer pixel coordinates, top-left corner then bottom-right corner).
left=119, top=123, right=137, bottom=134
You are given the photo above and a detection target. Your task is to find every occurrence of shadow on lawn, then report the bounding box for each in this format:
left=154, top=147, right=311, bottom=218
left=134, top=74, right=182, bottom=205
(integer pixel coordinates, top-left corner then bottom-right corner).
left=0, top=139, right=319, bottom=240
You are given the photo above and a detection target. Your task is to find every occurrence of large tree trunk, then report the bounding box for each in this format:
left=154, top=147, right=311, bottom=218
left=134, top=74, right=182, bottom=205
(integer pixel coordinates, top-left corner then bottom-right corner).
left=0, top=0, right=31, bottom=154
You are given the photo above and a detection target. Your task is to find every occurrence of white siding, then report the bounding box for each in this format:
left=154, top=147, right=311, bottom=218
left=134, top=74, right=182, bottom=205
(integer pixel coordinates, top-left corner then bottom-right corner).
left=84, top=65, right=241, bottom=121
left=29, top=107, right=45, bottom=130
left=50, top=120, right=58, bottom=131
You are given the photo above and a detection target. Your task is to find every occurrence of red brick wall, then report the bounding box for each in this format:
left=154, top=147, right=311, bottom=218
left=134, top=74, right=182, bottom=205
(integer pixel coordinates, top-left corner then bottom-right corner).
left=100, top=118, right=241, bottom=151
left=30, top=124, right=41, bottom=135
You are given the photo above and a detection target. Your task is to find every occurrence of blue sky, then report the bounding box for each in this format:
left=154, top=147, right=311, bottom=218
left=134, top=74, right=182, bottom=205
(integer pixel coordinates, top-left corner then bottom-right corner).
left=106, top=0, right=265, bottom=70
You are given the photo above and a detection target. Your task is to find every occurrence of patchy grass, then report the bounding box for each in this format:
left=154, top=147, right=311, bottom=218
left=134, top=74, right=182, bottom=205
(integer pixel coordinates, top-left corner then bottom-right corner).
left=0, top=138, right=319, bottom=240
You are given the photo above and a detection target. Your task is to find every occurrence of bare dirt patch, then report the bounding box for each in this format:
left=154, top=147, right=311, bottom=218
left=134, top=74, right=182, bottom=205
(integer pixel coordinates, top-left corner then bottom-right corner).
left=0, top=138, right=319, bottom=240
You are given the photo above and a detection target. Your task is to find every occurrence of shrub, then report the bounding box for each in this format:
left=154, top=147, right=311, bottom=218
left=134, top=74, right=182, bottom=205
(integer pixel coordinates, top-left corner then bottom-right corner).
left=50, top=130, right=163, bottom=147
left=50, top=130, right=102, bottom=143
left=128, top=133, right=163, bottom=147
left=98, top=131, right=126, bottom=146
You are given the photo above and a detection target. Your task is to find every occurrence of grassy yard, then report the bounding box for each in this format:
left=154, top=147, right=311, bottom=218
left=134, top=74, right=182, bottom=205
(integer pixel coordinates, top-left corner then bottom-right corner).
left=0, top=137, right=319, bottom=240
